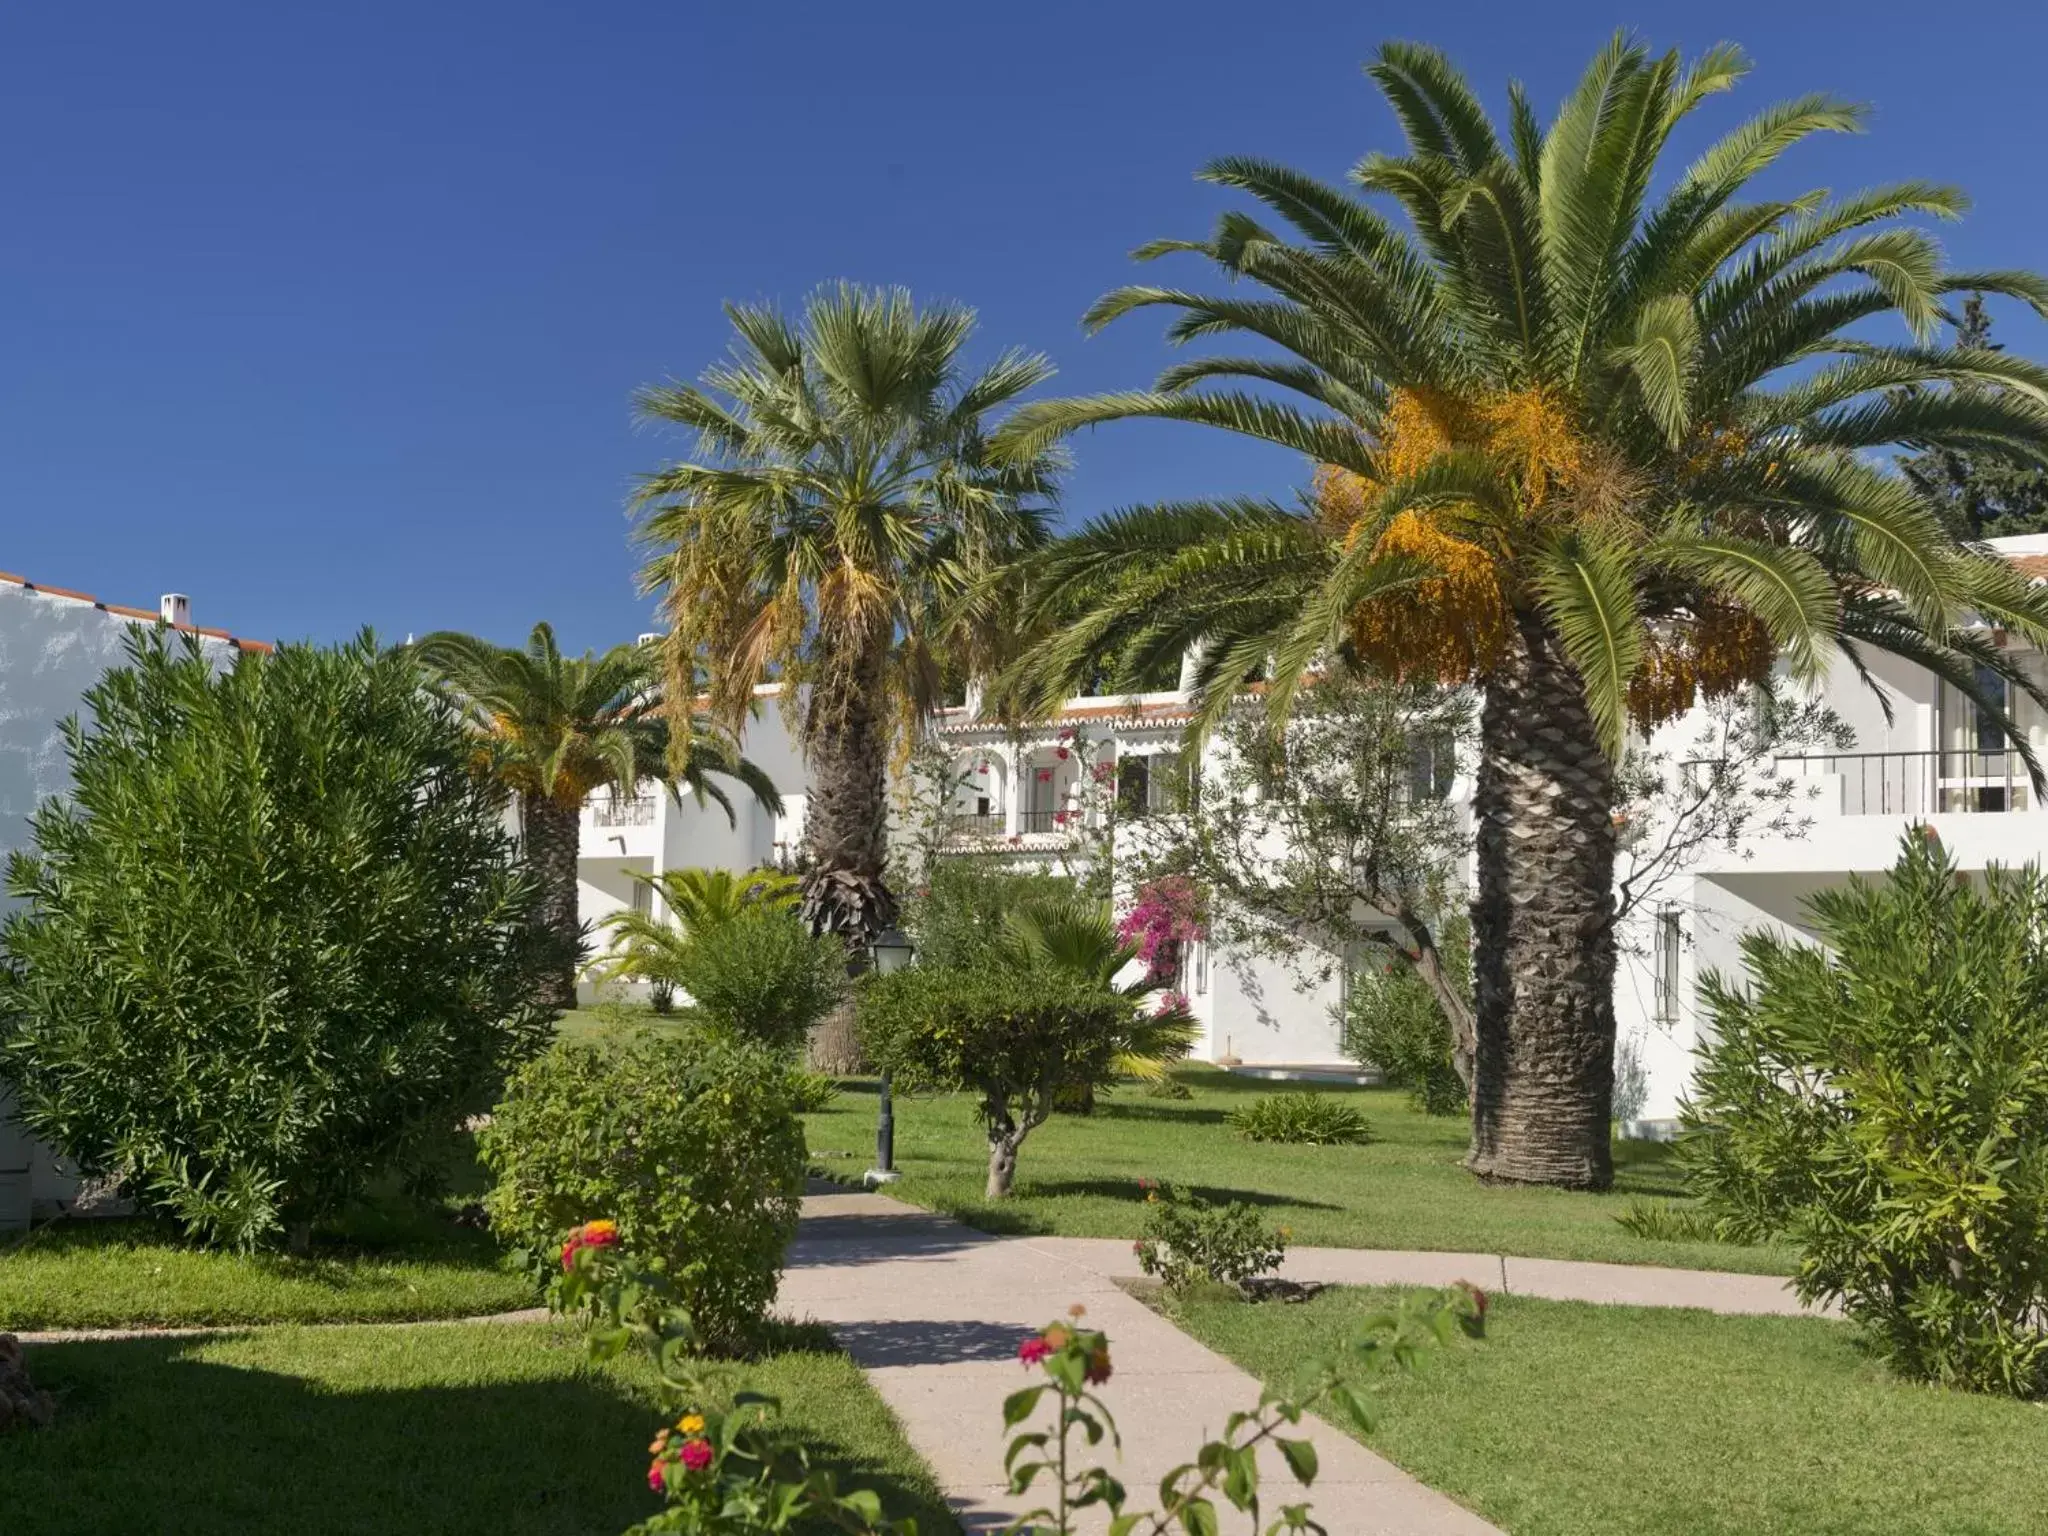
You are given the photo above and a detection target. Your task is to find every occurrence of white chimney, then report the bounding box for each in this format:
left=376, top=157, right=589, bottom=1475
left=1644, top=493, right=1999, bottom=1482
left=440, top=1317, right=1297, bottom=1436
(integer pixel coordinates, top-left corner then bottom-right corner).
left=637, top=632, right=662, bottom=647
left=964, top=678, right=986, bottom=719
left=160, top=593, right=191, bottom=627
left=1177, top=638, right=1209, bottom=696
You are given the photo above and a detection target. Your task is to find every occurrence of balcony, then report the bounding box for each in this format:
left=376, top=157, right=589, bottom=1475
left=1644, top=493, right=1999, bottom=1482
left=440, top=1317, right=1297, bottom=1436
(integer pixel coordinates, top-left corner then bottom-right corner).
left=947, top=810, right=1002, bottom=842
left=590, top=794, right=658, bottom=827
left=1773, top=750, right=2032, bottom=816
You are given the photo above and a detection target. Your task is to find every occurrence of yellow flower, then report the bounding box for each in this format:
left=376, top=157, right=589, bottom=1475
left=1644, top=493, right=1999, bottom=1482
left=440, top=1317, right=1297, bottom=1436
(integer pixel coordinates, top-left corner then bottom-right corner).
left=583, top=1219, right=618, bottom=1238
left=677, top=1413, right=705, bottom=1435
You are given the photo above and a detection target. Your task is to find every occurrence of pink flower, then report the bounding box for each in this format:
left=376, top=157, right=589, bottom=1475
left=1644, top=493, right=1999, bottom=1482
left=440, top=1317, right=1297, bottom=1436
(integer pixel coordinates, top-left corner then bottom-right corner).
left=1055, top=747, right=1070, bottom=761
left=647, top=1461, right=667, bottom=1492
left=679, top=1438, right=714, bottom=1472
left=1018, top=1335, right=1054, bottom=1367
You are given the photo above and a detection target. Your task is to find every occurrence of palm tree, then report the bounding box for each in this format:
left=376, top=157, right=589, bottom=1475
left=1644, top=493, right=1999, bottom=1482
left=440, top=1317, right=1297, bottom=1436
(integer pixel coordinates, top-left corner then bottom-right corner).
left=995, top=38, right=2048, bottom=1188
left=633, top=284, right=1063, bottom=952
left=412, top=624, right=782, bottom=1010
left=997, top=893, right=1200, bottom=1083
left=590, top=867, right=800, bottom=991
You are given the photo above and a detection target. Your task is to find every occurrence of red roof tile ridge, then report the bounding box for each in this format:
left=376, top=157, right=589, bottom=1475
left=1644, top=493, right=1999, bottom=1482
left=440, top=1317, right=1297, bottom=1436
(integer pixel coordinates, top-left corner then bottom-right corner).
left=0, top=569, right=274, bottom=653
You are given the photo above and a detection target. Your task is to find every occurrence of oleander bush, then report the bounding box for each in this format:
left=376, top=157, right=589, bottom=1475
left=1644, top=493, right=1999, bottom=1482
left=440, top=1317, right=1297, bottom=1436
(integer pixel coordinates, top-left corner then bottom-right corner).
left=1227, top=1092, right=1373, bottom=1146
left=1685, top=828, right=2048, bottom=1397
left=0, top=632, right=557, bottom=1251
left=479, top=1035, right=805, bottom=1349
left=1341, top=943, right=1470, bottom=1117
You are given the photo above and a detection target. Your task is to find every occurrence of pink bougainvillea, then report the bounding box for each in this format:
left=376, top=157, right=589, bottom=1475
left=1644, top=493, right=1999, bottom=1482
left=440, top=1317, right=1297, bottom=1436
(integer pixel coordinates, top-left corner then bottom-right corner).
left=1090, top=760, right=1116, bottom=784
left=1116, top=876, right=1208, bottom=985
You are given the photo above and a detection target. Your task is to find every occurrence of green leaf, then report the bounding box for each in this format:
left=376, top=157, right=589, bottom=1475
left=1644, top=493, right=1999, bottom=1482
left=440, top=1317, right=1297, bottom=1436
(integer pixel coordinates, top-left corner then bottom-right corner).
left=1179, top=1496, right=1221, bottom=1536
left=1002, top=1386, right=1046, bottom=1429
left=1277, top=1437, right=1320, bottom=1485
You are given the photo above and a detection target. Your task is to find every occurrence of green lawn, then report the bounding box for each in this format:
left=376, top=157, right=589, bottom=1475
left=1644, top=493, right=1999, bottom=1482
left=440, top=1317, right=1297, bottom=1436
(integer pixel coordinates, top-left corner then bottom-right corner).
left=802, top=1069, right=1794, bottom=1274
left=0, top=1158, right=535, bottom=1332
left=1163, top=1285, right=2048, bottom=1536
left=1, top=1320, right=954, bottom=1535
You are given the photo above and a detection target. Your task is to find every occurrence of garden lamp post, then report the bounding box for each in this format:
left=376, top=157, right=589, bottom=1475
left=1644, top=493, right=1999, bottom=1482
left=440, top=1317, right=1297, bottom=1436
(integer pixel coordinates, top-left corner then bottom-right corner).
left=864, top=924, right=914, bottom=1187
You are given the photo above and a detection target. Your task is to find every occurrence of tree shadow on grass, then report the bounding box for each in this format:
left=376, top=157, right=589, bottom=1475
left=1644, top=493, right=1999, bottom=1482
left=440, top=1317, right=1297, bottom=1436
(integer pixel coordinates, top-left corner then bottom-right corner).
left=1089, top=1102, right=1233, bottom=1126
left=5, top=1334, right=954, bottom=1536
left=1019, top=1178, right=1344, bottom=1212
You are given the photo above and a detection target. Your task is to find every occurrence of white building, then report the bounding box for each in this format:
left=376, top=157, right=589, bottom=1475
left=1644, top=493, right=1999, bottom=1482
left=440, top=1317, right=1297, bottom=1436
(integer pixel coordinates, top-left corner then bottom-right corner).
left=586, top=536, right=2048, bottom=1124
left=0, top=576, right=263, bottom=1230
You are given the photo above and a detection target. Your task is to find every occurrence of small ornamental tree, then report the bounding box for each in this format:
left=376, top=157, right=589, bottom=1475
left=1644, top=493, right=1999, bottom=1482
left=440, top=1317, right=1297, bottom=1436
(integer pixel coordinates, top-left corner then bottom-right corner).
left=1686, top=828, right=2048, bottom=1397
left=0, top=632, right=557, bottom=1250
left=856, top=967, right=1131, bottom=1197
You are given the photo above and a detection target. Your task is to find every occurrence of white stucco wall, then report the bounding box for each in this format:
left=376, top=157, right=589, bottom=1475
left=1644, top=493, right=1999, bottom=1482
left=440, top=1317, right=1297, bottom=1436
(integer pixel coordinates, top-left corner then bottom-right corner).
left=0, top=580, right=250, bottom=1226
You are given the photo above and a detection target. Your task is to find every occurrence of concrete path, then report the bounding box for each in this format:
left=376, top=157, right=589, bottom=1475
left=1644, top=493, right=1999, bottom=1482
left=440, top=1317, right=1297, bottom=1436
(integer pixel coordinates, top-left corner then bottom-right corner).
left=1028, top=1237, right=1831, bottom=1318
left=782, top=1189, right=1504, bottom=1535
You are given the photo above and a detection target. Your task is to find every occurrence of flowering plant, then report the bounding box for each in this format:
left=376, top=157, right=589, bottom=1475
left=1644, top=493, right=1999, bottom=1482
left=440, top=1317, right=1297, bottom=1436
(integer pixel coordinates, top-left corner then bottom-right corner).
left=555, top=1231, right=907, bottom=1535
left=1131, top=1182, right=1286, bottom=1294
left=561, top=1218, right=620, bottom=1270
left=1115, top=877, right=1209, bottom=985
left=1003, top=1290, right=1484, bottom=1534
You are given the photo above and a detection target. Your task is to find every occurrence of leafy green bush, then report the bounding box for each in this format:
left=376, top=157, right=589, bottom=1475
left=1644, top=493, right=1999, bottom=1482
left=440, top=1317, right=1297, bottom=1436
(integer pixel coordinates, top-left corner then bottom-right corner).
left=0, top=632, right=555, bottom=1251
left=1227, top=1092, right=1373, bottom=1146
left=669, top=905, right=844, bottom=1052
left=1133, top=1180, right=1288, bottom=1292
left=784, top=1069, right=841, bottom=1113
left=1341, top=917, right=1471, bottom=1116
left=478, top=1035, right=804, bottom=1349
left=1685, top=828, right=2048, bottom=1397
left=902, top=862, right=1078, bottom=971
left=857, top=965, right=1133, bottom=1197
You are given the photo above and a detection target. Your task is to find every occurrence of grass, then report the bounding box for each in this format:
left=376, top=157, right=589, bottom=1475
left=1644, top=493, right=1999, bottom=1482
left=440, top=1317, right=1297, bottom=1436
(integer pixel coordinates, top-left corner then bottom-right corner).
left=802, top=1068, right=1795, bottom=1274
left=1161, top=1284, right=2048, bottom=1536
left=0, top=1320, right=954, bottom=1535
left=0, top=1151, right=535, bottom=1332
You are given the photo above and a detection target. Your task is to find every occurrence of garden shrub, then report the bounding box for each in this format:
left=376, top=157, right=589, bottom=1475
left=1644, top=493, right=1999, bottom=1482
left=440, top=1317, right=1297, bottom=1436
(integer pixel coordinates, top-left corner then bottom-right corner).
left=0, top=633, right=556, bottom=1251
left=1133, top=1180, right=1287, bottom=1292
left=1341, top=915, right=1471, bottom=1116
left=1227, top=1092, right=1373, bottom=1146
left=857, top=965, right=1131, bottom=1197
left=668, top=905, right=844, bottom=1052
left=1685, top=828, right=2048, bottom=1397
left=902, top=862, right=1079, bottom=971
left=784, top=1069, right=841, bottom=1113
left=478, top=1035, right=804, bottom=1348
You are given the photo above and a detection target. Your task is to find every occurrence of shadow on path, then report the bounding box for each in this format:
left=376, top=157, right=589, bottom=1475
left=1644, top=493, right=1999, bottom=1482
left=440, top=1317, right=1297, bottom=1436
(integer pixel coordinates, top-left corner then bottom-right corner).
left=831, top=1318, right=1028, bottom=1368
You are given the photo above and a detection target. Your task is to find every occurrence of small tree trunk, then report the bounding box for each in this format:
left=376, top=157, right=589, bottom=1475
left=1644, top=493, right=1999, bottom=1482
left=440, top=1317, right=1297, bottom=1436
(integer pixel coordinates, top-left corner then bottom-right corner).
left=1404, top=926, right=1476, bottom=1092
left=1467, top=620, right=1618, bottom=1189
left=985, top=1104, right=1022, bottom=1198
left=805, top=1000, right=867, bottom=1075
left=521, top=794, right=584, bottom=1013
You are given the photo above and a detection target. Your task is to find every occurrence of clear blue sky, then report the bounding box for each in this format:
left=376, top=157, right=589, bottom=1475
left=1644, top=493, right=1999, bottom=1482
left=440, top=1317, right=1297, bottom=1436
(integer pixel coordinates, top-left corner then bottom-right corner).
left=6, top=1, right=2047, bottom=650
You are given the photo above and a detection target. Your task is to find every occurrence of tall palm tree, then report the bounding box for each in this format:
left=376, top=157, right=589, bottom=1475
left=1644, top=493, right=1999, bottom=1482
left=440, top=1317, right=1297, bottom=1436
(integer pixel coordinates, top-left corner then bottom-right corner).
left=995, top=38, right=2048, bottom=1187
left=412, top=624, right=781, bottom=1010
left=633, top=284, right=1063, bottom=951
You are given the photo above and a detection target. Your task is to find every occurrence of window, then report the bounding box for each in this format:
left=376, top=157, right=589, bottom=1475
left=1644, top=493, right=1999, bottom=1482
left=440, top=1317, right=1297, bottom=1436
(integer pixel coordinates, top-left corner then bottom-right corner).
left=1117, top=755, right=1150, bottom=819
left=1150, top=751, right=1189, bottom=813
left=1407, top=733, right=1457, bottom=800
left=631, top=878, right=653, bottom=919
left=1652, top=908, right=1680, bottom=1023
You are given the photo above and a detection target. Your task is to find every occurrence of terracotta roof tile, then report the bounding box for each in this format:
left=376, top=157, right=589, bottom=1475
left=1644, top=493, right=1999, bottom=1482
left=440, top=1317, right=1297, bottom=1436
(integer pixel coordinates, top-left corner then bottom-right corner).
left=0, top=571, right=272, bottom=653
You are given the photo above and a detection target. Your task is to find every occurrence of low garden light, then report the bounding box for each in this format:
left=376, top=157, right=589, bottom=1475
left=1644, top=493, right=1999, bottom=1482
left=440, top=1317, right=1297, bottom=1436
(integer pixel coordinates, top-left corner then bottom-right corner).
left=865, top=925, right=914, bottom=1186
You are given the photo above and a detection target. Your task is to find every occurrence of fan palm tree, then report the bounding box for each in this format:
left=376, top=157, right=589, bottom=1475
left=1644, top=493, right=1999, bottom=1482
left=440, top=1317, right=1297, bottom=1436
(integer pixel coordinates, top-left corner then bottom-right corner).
left=633, top=283, right=1063, bottom=952
left=995, top=38, right=2048, bottom=1187
left=590, top=867, right=800, bottom=990
left=997, top=894, right=1200, bottom=1082
left=412, top=624, right=782, bottom=1010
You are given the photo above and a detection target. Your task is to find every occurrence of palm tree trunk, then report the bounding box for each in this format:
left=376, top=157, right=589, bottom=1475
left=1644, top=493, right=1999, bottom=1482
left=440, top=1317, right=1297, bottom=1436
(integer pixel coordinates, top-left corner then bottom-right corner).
left=521, top=794, right=584, bottom=1013
left=1467, top=621, right=1617, bottom=1189
left=799, top=642, right=898, bottom=947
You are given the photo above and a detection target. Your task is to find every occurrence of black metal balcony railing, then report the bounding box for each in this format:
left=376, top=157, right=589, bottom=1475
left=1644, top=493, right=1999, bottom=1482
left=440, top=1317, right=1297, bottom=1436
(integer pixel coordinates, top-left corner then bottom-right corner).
left=589, top=794, right=658, bottom=827
left=1015, top=808, right=1073, bottom=834
left=946, top=810, right=1001, bottom=840
left=1772, top=749, right=2030, bottom=816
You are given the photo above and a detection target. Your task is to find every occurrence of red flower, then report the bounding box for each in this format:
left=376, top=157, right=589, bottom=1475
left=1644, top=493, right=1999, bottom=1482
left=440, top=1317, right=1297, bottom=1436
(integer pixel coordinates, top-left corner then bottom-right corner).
left=1018, top=1335, right=1054, bottom=1367
left=1084, top=1345, right=1113, bottom=1385
left=1055, top=747, right=1070, bottom=761
left=647, top=1461, right=667, bottom=1492
left=560, top=1219, right=621, bottom=1271
left=679, top=1439, right=714, bottom=1472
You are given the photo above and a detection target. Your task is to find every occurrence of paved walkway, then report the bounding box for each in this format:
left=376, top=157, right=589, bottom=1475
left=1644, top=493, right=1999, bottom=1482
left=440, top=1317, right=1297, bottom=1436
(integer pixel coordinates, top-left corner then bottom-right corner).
left=783, top=1189, right=1505, bottom=1535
